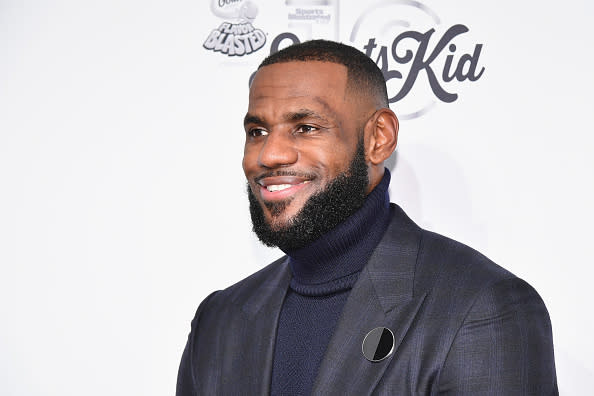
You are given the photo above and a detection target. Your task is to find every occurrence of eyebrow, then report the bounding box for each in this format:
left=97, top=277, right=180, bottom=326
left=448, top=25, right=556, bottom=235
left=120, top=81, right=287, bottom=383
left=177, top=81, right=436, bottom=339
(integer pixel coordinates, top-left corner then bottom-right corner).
left=243, top=114, right=264, bottom=126
left=243, top=108, right=332, bottom=127
left=286, top=109, right=329, bottom=123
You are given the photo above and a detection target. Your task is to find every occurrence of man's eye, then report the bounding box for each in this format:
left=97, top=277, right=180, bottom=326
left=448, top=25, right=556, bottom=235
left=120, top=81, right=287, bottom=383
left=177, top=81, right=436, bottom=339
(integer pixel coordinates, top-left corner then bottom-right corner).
left=248, top=128, right=268, bottom=137
left=295, top=125, right=318, bottom=134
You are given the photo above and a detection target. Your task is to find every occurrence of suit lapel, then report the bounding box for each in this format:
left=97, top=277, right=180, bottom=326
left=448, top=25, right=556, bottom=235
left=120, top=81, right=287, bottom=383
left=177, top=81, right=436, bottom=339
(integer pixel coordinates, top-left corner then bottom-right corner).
left=312, top=205, right=426, bottom=395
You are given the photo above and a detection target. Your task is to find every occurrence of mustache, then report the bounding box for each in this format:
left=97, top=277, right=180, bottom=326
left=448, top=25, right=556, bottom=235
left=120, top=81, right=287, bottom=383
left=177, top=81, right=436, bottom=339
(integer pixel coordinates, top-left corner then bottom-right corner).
left=253, top=170, right=318, bottom=183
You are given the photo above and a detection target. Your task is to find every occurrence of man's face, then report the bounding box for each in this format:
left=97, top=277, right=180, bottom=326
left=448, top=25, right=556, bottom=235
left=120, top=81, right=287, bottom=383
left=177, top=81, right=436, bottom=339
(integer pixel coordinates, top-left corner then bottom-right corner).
left=243, top=61, right=371, bottom=249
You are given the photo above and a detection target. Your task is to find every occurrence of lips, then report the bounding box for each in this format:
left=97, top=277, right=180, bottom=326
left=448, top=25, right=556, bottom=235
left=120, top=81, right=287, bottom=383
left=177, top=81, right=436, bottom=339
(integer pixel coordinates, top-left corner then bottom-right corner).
left=256, top=175, right=313, bottom=201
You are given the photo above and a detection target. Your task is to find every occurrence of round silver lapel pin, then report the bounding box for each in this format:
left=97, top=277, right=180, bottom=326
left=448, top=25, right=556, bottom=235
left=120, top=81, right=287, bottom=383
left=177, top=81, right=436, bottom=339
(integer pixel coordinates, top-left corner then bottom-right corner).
left=362, top=327, right=395, bottom=362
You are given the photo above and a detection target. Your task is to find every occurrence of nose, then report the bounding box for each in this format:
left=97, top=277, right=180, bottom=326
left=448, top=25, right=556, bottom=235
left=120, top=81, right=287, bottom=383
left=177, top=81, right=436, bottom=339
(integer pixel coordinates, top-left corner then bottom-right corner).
left=257, top=132, right=298, bottom=169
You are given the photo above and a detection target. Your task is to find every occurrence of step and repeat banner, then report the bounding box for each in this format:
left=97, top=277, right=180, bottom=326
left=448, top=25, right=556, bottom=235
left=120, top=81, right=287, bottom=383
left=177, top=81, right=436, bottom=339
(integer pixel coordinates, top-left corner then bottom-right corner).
left=1, top=0, right=592, bottom=394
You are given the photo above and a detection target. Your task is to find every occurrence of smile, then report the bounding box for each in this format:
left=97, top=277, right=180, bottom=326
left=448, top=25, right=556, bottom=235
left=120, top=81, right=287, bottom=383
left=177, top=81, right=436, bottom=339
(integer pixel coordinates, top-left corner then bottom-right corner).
left=266, top=182, right=310, bottom=192
left=256, top=176, right=313, bottom=201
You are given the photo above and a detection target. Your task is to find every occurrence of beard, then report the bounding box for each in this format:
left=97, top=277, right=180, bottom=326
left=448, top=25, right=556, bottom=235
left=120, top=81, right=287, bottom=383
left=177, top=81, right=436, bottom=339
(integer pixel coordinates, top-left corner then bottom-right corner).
left=247, top=138, right=369, bottom=252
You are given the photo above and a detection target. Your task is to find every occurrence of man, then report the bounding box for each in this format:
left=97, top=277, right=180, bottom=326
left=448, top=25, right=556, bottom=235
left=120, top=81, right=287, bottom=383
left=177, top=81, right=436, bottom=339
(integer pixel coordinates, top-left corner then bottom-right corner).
left=177, top=40, right=557, bottom=395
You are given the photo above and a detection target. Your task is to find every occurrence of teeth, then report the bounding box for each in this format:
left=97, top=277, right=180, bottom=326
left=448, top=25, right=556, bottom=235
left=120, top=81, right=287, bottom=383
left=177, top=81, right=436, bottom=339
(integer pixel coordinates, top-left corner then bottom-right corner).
left=267, top=184, right=292, bottom=192
left=263, top=180, right=310, bottom=193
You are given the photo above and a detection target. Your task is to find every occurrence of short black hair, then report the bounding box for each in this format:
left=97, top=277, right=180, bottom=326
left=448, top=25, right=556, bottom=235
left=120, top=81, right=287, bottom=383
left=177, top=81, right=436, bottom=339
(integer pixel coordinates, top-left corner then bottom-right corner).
left=259, top=39, right=388, bottom=108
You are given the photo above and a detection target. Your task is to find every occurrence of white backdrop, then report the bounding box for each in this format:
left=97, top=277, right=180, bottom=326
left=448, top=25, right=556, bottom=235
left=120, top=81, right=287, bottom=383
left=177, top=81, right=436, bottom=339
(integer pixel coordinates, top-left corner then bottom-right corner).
left=1, top=0, right=592, bottom=395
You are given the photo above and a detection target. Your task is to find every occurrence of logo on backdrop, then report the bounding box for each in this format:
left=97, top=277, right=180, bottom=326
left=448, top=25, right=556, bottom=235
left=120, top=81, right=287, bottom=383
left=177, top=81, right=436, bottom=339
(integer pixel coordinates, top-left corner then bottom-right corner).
left=204, top=0, right=485, bottom=119
left=284, top=0, right=339, bottom=41
left=348, top=1, right=485, bottom=119
left=203, top=0, right=267, bottom=56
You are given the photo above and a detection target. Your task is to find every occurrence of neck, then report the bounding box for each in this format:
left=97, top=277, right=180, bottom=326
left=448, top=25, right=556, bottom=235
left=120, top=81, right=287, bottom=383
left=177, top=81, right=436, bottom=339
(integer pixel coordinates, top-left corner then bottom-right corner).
left=284, top=170, right=392, bottom=291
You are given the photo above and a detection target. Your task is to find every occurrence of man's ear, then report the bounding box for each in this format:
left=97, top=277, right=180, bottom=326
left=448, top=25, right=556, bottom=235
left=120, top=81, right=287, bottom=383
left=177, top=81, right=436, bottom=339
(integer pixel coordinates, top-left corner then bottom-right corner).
left=365, top=108, right=399, bottom=165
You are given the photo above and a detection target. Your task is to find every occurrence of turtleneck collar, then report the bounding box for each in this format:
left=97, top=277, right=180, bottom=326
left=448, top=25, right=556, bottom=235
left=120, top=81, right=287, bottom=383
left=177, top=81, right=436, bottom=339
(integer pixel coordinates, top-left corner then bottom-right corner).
left=284, top=169, right=392, bottom=295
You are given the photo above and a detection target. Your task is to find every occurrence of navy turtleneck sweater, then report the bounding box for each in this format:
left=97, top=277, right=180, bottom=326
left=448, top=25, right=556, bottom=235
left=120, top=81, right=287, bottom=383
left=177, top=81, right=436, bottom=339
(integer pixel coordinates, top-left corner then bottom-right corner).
left=270, top=170, right=392, bottom=396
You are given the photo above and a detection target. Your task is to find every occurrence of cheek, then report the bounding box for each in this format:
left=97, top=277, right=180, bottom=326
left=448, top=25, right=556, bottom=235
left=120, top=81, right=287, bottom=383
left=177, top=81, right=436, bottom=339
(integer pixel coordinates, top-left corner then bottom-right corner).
left=241, top=155, right=248, bottom=174
left=302, top=144, right=353, bottom=178
left=242, top=145, right=258, bottom=175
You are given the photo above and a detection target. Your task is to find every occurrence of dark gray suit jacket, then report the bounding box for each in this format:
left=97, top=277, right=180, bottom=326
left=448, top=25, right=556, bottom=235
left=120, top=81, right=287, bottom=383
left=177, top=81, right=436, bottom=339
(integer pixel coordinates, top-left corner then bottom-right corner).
left=177, top=204, right=557, bottom=395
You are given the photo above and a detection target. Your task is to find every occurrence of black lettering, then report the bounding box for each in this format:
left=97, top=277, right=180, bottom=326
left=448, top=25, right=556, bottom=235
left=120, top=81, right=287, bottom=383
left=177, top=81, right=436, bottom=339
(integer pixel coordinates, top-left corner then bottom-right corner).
left=454, top=44, right=485, bottom=82
left=442, top=44, right=456, bottom=82
left=363, top=38, right=377, bottom=57
left=375, top=46, right=402, bottom=92
left=392, top=24, right=469, bottom=103
left=270, top=32, right=300, bottom=55
left=363, top=38, right=402, bottom=101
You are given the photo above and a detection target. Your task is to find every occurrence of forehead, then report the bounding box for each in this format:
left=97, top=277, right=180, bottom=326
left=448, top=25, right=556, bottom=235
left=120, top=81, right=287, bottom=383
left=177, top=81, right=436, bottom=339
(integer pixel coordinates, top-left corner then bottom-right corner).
left=248, top=61, right=349, bottom=117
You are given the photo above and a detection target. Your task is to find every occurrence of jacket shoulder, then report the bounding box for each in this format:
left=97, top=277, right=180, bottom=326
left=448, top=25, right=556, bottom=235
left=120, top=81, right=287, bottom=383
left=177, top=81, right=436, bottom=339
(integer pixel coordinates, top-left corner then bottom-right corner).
left=203, top=255, right=290, bottom=312
left=387, top=203, right=515, bottom=290
left=418, top=228, right=514, bottom=286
